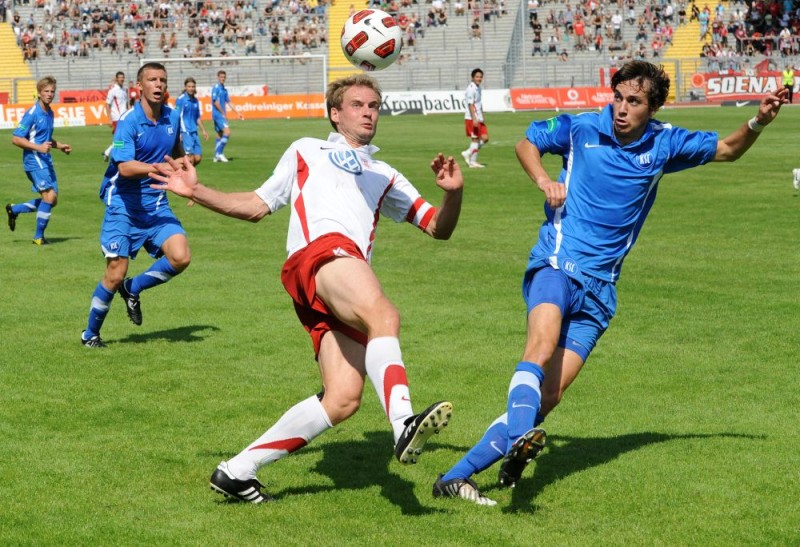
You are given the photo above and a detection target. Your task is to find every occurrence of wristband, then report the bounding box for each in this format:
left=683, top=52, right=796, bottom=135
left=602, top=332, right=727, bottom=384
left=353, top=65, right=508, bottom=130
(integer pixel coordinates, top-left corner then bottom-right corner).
left=747, top=117, right=765, bottom=133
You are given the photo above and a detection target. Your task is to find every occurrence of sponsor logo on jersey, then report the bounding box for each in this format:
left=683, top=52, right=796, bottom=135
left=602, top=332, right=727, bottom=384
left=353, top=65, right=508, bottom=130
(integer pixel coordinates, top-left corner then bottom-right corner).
left=328, top=149, right=363, bottom=175
left=637, top=152, right=652, bottom=166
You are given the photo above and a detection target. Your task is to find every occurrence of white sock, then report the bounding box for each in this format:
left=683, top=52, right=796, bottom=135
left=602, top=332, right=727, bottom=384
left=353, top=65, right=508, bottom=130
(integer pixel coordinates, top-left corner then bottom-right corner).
left=365, top=336, right=413, bottom=443
left=469, top=142, right=479, bottom=162
left=225, top=394, right=332, bottom=480
left=104, top=143, right=113, bottom=156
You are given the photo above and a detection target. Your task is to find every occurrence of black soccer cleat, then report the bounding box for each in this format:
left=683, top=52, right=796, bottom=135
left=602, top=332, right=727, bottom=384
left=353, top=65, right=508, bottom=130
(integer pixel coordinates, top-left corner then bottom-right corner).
left=432, top=473, right=497, bottom=506
left=395, top=401, right=452, bottom=464
left=6, top=203, right=17, bottom=232
left=81, top=333, right=107, bottom=348
left=210, top=462, right=272, bottom=504
left=498, top=427, right=546, bottom=489
left=118, top=278, right=142, bottom=326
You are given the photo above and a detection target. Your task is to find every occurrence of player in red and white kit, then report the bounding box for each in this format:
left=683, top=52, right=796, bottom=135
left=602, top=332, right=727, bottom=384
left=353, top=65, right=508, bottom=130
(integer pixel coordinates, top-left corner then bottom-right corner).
left=461, top=68, right=488, bottom=169
left=149, top=74, right=465, bottom=503
left=102, top=71, right=129, bottom=161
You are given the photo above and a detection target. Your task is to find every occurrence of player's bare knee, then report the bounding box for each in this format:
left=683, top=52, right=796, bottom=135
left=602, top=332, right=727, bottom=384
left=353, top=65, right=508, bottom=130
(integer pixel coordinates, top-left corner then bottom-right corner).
left=362, top=298, right=400, bottom=336
left=321, top=392, right=361, bottom=424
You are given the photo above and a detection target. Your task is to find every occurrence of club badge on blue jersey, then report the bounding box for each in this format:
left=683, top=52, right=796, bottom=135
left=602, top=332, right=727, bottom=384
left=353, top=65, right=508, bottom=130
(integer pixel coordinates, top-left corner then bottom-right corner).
left=328, top=149, right=363, bottom=175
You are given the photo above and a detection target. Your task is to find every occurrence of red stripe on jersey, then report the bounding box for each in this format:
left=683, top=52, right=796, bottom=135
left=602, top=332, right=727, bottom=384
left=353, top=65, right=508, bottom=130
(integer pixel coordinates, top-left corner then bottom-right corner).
left=406, top=197, right=437, bottom=231
left=248, top=437, right=308, bottom=453
left=383, top=364, right=409, bottom=414
left=367, top=175, right=395, bottom=257
left=295, top=151, right=311, bottom=244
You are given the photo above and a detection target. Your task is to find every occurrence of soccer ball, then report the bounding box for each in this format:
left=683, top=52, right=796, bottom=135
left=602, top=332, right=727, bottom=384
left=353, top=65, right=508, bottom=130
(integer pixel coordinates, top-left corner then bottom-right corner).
left=341, top=9, right=403, bottom=71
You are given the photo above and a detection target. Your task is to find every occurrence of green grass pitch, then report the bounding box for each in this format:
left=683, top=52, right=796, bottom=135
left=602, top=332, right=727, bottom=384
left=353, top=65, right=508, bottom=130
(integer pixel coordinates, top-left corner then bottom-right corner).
left=1, top=107, right=799, bottom=544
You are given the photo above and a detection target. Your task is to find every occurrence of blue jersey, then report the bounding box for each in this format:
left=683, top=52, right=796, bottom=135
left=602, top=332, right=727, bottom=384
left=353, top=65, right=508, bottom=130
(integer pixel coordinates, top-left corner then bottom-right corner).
left=100, top=101, right=180, bottom=214
left=211, top=83, right=229, bottom=120
left=13, top=102, right=55, bottom=172
left=525, top=104, right=718, bottom=283
left=175, top=92, right=201, bottom=133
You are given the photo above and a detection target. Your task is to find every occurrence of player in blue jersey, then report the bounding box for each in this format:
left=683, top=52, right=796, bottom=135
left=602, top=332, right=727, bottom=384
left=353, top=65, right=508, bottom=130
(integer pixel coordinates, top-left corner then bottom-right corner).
left=80, top=62, right=191, bottom=348
left=7, top=76, right=72, bottom=245
left=210, top=70, right=244, bottom=163
left=432, top=60, right=788, bottom=506
left=175, top=77, right=209, bottom=165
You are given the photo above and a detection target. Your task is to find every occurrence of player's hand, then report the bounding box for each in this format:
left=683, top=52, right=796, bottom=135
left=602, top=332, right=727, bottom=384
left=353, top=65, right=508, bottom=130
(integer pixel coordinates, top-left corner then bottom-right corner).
left=539, top=179, right=566, bottom=209
left=431, top=153, right=463, bottom=192
left=40, top=142, right=52, bottom=153
left=756, top=88, right=788, bottom=126
left=149, top=155, right=199, bottom=199
left=60, top=143, right=72, bottom=155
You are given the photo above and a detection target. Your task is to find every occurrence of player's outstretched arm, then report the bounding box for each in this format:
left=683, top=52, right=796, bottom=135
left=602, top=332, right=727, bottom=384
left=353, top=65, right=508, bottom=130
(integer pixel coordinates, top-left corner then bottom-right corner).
left=424, top=153, right=463, bottom=240
left=714, top=88, right=788, bottom=162
left=149, top=155, right=271, bottom=222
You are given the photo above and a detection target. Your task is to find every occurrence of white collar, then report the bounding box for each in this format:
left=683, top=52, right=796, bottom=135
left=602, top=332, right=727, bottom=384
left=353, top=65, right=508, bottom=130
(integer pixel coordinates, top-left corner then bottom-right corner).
left=327, top=132, right=380, bottom=155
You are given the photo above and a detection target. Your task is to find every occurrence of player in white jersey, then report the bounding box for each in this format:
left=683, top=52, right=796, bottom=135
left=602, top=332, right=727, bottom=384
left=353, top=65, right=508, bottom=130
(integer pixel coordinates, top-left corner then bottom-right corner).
left=461, top=68, right=488, bottom=169
left=103, top=71, right=129, bottom=161
left=150, top=74, right=465, bottom=504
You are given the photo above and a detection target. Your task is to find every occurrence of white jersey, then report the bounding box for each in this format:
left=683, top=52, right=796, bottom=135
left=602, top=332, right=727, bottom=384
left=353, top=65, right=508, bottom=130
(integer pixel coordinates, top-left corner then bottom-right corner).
left=106, top=84, right=128, bottom=122
left=464, top=81, right=484, bottom=122
left=255, top=133, right=435, bottom=262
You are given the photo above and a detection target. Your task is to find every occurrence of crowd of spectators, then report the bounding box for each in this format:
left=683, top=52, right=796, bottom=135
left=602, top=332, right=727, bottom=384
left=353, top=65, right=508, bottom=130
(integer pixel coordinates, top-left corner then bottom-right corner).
left=6, top=0, right=329, bottom=63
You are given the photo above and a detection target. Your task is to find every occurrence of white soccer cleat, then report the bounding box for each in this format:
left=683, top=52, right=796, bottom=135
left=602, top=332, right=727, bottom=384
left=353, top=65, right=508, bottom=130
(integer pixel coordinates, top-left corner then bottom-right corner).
left=793, top=168, right=800, bottom=191
left=468, top=161, right=486, bottom=169
left=461, top=150, right=471, bottom=166
left=214, top=154, right=229, bottom=163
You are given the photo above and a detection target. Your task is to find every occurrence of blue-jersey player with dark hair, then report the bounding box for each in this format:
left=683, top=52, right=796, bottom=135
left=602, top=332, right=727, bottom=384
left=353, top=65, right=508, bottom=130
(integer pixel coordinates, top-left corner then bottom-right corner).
left=210, top=69, right=244, bottom=163
left=81, top=62, right=191, bottom=348
left=175, top=76, right=209, bottom=166
left=432, top=60, right=788, bottom=506
left=7, top=76, right=72, bottom=245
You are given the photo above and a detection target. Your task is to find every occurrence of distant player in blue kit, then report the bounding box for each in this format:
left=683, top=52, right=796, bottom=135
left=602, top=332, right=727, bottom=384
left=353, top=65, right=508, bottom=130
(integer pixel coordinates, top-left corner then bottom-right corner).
left=175, top=77, right=209, bottom=165
left=80, top=62, right=191, bottom=348
left=7, top=76, right=72, bottom=245
left=432, top=61, right=788, bottom=506
left=210, top=69, right=244, bottom=163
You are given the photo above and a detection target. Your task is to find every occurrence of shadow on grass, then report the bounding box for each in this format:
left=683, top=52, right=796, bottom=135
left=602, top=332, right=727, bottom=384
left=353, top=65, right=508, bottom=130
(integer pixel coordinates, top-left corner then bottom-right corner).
left=115, top=324, right=221, bottom=344
left=245, top=431, right=472, bottom=515
left=500, top=431, right=762, bottom=514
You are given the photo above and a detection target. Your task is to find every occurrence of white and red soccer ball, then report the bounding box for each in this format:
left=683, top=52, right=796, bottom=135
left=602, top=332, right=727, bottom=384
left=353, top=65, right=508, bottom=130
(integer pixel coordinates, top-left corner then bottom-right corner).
left=341, top=9, right=403, bottom=71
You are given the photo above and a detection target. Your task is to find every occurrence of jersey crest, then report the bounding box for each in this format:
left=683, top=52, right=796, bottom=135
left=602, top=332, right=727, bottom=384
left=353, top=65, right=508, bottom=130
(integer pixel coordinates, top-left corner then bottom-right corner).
left=328, top=149, right=363, bottom=175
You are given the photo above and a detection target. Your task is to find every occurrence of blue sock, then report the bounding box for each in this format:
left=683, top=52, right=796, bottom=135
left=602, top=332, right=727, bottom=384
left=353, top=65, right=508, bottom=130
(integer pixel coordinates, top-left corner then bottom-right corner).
left=214, top=138, right=220, bottom=155
left=441, top=414, right=508, bottom=481
left=12, top=199, right=40, bottom=215
left=216, top=135, right=229, bottom=156
left=535, top=412, right=546, bottom=427
left=84, top=283, right=115, bottom=338
left=34, top=201, right=53, bottom=239
left=506, top=361, right=545, bottom=451
left=128, top=257, right=179, bottom=295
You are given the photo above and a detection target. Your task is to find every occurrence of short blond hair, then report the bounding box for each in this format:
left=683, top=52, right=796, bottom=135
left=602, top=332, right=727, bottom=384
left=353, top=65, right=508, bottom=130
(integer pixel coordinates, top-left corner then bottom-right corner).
left=37, top=76, right=56, bottom=94
left=326, top=74, right=382, bottom=130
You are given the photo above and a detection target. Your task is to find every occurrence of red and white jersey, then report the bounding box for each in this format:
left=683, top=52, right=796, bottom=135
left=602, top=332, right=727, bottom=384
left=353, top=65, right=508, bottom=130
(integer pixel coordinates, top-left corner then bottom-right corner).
left=255, top=133, right=436, bottom=262
left=106, top=84, right=129, bottom=121
left=464, top=81, right=484, bottom=122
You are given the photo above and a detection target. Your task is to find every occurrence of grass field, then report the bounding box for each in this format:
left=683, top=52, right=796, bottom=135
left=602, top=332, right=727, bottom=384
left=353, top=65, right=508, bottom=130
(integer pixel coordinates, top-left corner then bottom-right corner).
left=1, top=106, right=799, bottom=545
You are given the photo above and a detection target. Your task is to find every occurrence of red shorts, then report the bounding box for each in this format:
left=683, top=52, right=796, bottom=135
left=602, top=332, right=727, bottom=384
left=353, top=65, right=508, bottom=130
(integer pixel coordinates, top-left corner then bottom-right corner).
left=281, top=233, right=369, bottom=357
left=465, top=120, right=488, bottom=139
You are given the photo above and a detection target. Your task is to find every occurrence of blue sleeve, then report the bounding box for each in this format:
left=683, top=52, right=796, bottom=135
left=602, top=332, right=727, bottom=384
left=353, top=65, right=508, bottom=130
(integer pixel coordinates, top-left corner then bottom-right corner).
left=663, top=127, right=718, bottom=174
left=12, top=109, right=35, bottom=139
left=112, top=117, right=137, bottom=163
left=525, top=114, right=573, bottom=156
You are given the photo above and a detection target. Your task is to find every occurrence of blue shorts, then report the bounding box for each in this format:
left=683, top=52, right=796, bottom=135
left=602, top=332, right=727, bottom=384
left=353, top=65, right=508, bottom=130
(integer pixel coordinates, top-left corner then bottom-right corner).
left=26, top=166, right=58, bottom=193
left=100, top=208, right=185, bottom=260
left=522, top=265, right=616, bottom=362
left=213, top=116, right=228, bottom=133
left=182, top=131, right=202, bottom=155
